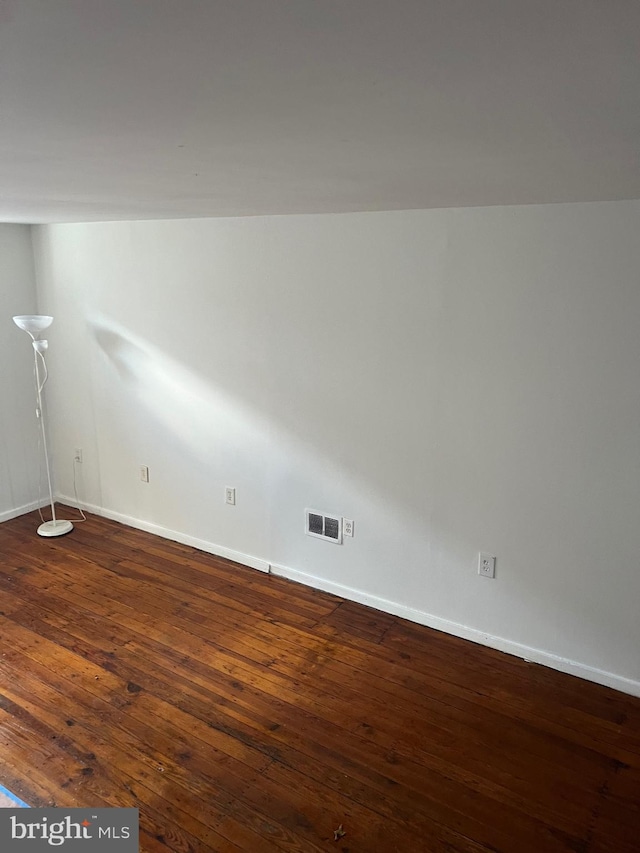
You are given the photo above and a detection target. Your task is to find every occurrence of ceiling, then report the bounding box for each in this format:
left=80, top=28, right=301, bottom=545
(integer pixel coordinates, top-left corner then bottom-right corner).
left=1, top=0, right=639, bottom=224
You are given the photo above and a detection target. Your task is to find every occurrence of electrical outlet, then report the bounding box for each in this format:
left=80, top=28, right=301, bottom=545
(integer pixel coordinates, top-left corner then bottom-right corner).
left=74, top=448, right=83, bottom=463
left=478, top=552, right=496, bottom=578
left=140, top=465, right=149, bottom=483
left=225, top=486, right=236, bottom=506
left=343, top=518, right=354, bottom=537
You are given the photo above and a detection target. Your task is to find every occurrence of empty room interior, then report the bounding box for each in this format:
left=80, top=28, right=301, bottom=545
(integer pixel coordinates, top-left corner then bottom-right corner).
left=1, top=2, right=639, bottom=851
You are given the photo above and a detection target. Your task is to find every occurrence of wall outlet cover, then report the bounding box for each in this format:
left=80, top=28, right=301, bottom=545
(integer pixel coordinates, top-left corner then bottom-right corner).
left=478, top=552, right=496, bottom=578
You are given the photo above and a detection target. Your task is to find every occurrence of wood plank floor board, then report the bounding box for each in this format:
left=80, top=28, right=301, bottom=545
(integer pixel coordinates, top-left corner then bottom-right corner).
left=0, top=568, right=628, bottom=804
left=0, top=560, right=613, bottom=821
left=313, top=620, right=638, bottom=761
left=52, top=519, right=336, bottom=616
left=1, top=624, right=584, bottom=848
left=380, top=618, right=634, bottom=721
left=1, top=506, right=639, bottom=852
left=0, top=643, right=314, bottom=853
left=587, top=760, right=640, bottom=853
left=2, top=588, right=561, bottom=848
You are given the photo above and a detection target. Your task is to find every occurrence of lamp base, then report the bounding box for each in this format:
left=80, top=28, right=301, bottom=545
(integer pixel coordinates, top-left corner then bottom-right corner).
left=37, top=519, right=74, bottom=537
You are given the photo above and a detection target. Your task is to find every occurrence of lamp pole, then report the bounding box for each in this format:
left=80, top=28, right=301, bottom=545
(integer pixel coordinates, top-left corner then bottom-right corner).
left=13, top=315, right=73, bottom=537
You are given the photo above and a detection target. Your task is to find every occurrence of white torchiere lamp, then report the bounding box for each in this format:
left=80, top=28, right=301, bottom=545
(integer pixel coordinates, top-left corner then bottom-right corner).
left=13, top=315, right=73, bottom=537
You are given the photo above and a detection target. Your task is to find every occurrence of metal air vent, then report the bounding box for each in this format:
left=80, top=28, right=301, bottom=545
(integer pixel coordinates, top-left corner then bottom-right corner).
left=305, top=509, right=343, bottom=544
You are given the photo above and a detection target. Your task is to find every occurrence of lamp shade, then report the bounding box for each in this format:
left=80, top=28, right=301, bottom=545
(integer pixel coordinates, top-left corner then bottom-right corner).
left=13, top=315, right=53, bottom=337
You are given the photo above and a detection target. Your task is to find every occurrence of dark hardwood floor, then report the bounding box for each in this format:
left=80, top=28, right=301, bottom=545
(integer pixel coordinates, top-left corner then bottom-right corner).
left=0, top=507, right=638, bottom=852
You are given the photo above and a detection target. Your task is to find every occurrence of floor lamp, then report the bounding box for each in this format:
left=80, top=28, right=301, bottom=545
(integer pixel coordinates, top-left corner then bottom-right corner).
left=13, top=315, right=73, bottom=537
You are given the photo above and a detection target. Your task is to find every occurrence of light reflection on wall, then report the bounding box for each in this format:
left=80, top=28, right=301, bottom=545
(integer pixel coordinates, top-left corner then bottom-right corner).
left=91, top=315, right=270, bottom=459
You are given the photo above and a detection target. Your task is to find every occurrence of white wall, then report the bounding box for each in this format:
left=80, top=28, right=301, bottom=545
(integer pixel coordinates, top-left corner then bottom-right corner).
left=0, top=225, right=41, bottom=521
left=31, top=200, right=640, bottom=694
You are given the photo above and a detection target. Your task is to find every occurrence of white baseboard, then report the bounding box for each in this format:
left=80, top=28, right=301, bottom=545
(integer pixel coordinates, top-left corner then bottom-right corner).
left=50, top=494, right=640, bottom=698
left=55, top=494, right=270, bottom=574
left=269, top=561, right=640, bottom=699
left=0, top=499, right=49, bottom=524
